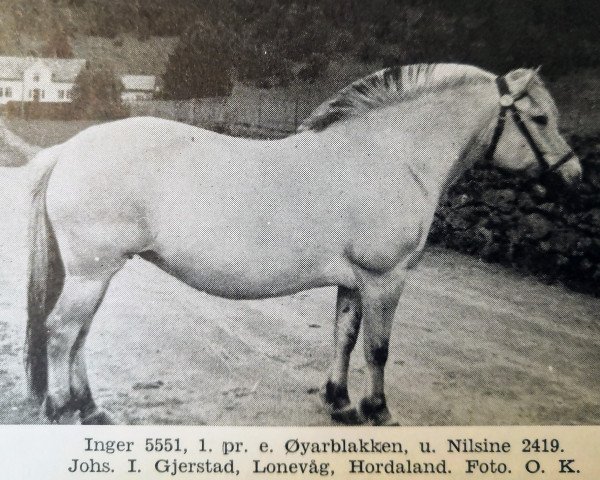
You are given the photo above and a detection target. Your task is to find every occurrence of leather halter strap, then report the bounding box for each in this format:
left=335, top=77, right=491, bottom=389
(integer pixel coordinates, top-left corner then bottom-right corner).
left=485, top=76, right=576, bottom=173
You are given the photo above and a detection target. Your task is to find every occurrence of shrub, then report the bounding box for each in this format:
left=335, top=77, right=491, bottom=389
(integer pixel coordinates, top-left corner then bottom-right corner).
left=71, top=64, right=129, bottom=119
left=162, top=20, right=234, bottom=99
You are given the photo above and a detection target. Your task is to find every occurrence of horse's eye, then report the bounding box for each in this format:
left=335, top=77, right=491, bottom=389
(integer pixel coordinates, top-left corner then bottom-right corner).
left=531, top=114, right=548, bottom=126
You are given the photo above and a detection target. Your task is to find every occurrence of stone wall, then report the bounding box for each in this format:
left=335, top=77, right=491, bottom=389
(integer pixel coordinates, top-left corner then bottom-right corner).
left=429, top=135, right=600, bottom=295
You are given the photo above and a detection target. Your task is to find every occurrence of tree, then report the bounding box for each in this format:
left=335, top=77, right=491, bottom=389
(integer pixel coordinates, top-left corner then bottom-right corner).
left=71, top=63, right=128, bottom=119
left=162, top=20, right=234, bottom=99
left=41, top=26, right=74, bottom=58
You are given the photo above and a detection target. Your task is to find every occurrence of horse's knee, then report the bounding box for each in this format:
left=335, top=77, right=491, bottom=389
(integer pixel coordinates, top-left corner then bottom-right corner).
left=370, top=344, right=389, bottom=367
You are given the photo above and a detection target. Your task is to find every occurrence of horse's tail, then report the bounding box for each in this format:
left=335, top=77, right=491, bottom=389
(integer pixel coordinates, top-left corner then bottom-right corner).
left=25, top=150, right=64, bottom=402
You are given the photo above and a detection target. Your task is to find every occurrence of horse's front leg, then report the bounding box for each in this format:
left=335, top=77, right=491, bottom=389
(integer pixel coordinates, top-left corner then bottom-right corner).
left=321, top=286, right=362, bottom=420
left=335, top=272, right=404, bottom=426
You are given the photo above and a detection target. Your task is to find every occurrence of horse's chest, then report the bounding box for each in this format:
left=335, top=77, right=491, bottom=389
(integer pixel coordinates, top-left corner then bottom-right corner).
left=346, top=199, right=431, bottom=274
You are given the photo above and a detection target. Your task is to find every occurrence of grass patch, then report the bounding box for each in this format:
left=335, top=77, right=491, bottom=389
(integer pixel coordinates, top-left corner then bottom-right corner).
left=4, top=119, right=103, bottom=147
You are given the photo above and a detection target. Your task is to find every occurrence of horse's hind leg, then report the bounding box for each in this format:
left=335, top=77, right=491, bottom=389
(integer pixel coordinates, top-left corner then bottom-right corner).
left=71, top=323, right=112, bottom=424
left=44, top=270, right=118, bottom=423
left=321, top=287, right=362, bottom=421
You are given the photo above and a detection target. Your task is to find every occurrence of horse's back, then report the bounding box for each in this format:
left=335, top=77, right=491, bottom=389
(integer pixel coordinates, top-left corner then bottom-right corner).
left=45, top=117, right=232, bottom=268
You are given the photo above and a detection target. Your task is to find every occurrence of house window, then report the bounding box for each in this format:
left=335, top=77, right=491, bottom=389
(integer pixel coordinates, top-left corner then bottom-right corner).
left=58, top=90, right=64, bottom=99
left=41, top=90, right=45, bottom=99
left=33, top=74, right=40, bottom=82
left=5, top=87, right=11, bottom=98
left=66, top=90, right=72, bottom=99
left=0, top=88, right=3, bottom=97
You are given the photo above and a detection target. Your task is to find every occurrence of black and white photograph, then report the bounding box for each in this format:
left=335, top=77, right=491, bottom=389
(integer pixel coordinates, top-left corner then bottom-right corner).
left=0, top=0, right=598, bottom=427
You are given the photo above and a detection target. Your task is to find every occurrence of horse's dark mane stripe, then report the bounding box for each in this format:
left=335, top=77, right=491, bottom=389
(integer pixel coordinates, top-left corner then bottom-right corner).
left=298, top=63, right=496, bottom=132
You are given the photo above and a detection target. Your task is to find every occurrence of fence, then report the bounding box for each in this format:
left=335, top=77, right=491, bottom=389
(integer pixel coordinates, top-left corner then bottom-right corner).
left=129, top=89, right=324, bottom=138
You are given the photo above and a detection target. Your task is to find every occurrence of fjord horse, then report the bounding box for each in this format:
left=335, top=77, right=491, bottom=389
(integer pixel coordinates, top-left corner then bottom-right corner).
left=25, top=64, right=581, bottom=424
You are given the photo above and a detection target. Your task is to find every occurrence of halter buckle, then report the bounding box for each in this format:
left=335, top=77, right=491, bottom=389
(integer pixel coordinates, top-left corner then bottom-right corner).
left=499, top=94, right=514, bottom=107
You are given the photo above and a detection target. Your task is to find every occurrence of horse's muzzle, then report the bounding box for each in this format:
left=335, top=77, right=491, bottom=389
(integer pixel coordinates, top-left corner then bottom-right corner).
left=554, top=155, right=583, bottom=187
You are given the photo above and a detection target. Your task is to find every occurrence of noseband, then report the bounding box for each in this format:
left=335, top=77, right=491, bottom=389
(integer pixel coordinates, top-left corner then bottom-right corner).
left=485, top=76, right=575, bottom=173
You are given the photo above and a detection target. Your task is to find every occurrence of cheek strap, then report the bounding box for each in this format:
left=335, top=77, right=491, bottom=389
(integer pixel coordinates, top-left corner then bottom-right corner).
left=485, top=76, right=575, bottom=173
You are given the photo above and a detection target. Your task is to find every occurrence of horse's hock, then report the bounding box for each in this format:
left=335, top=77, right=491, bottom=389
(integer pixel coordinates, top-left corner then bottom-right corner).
left=430, top=135, right=600, bottom=295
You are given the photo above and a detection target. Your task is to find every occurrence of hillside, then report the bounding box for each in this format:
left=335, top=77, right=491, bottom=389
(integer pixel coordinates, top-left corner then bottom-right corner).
left=1, top=1, right=599, bottom=82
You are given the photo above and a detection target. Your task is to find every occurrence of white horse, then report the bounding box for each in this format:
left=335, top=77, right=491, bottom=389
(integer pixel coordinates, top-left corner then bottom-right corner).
left=24, top=63, right=581, bottom=425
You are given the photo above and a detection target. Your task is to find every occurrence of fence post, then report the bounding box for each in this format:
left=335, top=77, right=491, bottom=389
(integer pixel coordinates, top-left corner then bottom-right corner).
left=221, top=96, right=227, bottom=126
left=294, top=97, right=299, bottom=131
left=257, top=92, right=263, bottom=127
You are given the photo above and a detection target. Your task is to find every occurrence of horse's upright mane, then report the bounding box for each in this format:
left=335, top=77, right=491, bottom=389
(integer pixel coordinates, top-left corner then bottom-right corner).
left=298, top=63, right=496, bottom=132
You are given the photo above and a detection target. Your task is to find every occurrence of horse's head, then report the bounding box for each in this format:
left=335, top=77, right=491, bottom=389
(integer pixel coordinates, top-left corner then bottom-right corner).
left=486, top=68, right=582, bottom=187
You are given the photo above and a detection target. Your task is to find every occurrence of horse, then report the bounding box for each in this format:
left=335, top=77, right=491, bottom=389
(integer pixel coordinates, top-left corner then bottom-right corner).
left=24, top=63, right=582, bottom=425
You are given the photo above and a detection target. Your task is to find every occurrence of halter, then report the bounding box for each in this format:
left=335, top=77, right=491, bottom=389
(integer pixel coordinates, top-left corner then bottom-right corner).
left=485, top=76, right=575, bottom=173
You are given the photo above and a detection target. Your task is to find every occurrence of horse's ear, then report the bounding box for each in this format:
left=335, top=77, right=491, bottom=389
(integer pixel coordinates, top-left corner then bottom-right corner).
left=505, top=69, right=536, bottom=97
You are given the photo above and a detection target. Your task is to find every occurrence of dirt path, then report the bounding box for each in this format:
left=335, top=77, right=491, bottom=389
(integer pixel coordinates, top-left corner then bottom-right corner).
left=0, top=132, right=598, bottom=425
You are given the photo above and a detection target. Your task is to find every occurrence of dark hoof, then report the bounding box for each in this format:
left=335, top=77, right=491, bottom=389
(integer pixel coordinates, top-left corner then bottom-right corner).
left=81, top=409, right=114, bottom=425
left=359, top=396, right=394, bottom=426
left=43, top=396, right=71, bottom=424
left=382, top=419, right=400, bottom=426
left=331, top=405, right=365, bottom=425
left=320, top=380, right=350, bottom=413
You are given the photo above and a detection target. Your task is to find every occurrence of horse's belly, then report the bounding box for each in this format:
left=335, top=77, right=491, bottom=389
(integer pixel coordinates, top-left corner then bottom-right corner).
left=145, top=242, right=355, bottom=300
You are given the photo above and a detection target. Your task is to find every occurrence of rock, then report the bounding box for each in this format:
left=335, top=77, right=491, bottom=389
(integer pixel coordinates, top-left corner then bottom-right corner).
left=579, top=258, right=594, bottom=273
left=481, top=188, right=518, bottom=211
left=538, top=241, right=551, bottom=252
left=455, top=205, right=491, bottom=223
left=583, top=208, right=600, bottom=228
left=472, top=226, right=494, bottom=250
left=445, top=211, right=472, bottom=230
left=547, top=230, right=580, bottom=255
left=517, top=192, right=537, bottom=211
left=534, top=202, right=564, bottom=218
left=585, top=165, right=600, bottom=189
left=518, top=213, right=553, bottom=240
left=579, top=236, right=594, bottom=248
left=554, top=255, right=570, bottom=268
left=451, top=193, right=472, bottom=208
left=564, top=213, right=582, bottom=227
left=530, top=183, right=547, bottom=200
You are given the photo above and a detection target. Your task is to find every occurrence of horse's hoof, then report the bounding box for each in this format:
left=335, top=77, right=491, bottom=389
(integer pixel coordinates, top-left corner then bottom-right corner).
left=331, top=405, right=364, bottom=425
left=378, top=417, right=400, bottom=426
left=320, top=380, right=350, bottom=413
left=359, top=396, right=394, bottom=426
left=42, top=396, right=71, bottom=424
left=81, top=409, right=114, bottom=425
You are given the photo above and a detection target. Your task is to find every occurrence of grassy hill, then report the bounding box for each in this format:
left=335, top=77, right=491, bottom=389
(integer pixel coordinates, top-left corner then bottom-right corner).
left=4, top=33, right=177, bottom=76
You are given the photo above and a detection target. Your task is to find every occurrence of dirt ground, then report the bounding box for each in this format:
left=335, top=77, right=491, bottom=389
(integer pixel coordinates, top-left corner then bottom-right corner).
left=0, top=136, right=599, bottom=426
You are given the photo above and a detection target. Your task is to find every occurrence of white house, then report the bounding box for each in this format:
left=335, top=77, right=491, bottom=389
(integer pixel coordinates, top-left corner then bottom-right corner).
left=0, top=56, right=87, bottom=105
left=120, top=75, right=158, bottom=102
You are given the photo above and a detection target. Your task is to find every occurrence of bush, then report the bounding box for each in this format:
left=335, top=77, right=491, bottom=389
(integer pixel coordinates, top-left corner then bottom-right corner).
left=297, top=54, right=328, bottom=83
left=162, top=20, right=234, bottom=99
left=71, top=64, right=129, bottom=120
left=41, top=26, right=74, bottom=58
left=4, top=101, right=73, bottom=120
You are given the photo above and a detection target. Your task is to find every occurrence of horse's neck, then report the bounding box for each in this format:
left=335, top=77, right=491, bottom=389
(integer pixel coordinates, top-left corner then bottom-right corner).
left=372, top=84, right=498, bottom=202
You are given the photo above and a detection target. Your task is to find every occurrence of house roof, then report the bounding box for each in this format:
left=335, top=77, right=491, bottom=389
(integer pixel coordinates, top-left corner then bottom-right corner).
left=0, top=56, right=86, bottom=82
left=121, top=75, right=156, bottom=92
